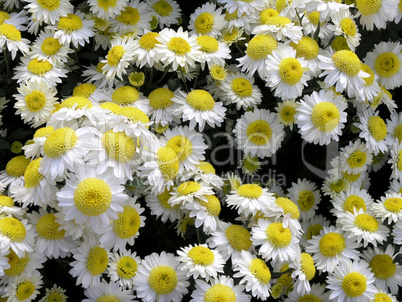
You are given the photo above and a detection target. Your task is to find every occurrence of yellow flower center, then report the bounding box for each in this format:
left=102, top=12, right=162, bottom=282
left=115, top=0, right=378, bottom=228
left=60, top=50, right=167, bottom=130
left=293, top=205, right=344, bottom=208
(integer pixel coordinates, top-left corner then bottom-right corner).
left=319, top=232, right=346, bottom=257
left=204, top=284, right=236, bottom=302
left=307, top=11, right=320, bottom=25
left=157, top=147, right=179, bottom=181
left=341, top=272, right=367, bottom=297
left=247, top=34, right=277, bottom=61
left=393, top=124, right=402, bottom=143
left=354, top=213, right=379, bottom=232
left=290, top=36, right=319, bottom=60
left=374, top=293, right=392, bottom=302
left=340, top=18, right=356, bottom=36
left=113, top=205, right=141, bottom=238
left=116, top=7, right=140, bottom=25
left=299, top=295, right=323, bottom=302
left=27, top=58, right=53, bottom=75
left=356, top=0, right=382, bottom=15
left=41, top=37, right=62, bottom=55
left=58, top=14, right=83, bottom=32
left=195, top=12, right=214, bottom=35
left=311, top=102, right=340, bottom=132
left=237, top=184, right=263, bottom=199
left=139, top=32, right=160, bottom=50
left=0, top=196, right=14, bottom=207
left=276, top=0, right=289, bottom=12
left=306, top=224, right=323, bottom=240
left=153, top=0, right=173, bottom=16
left=100, top=102, right=121, bottom=114
left=222, top=28, right=241, bottom=43
left=369, top=254, right=396, bottom=279
left=344, top=195, right=366, bottom=213
left=96, top=0, right=117, bottom=10
left=177, top=181, right=201, bottom=195
left=0, top=216, right=26, bottom=242
left=117, top=256, right=138, bottom=279
left=112, top=86, right=140, bottom=106
left=278, top=57, right=304, bottom=85
left=107, top=45, right=126, bottom=66
left=260, top=8, right=279, bottom=24
left=166, top=135, right=193, bottom=162
left=368, top=116, right=387, bottom=141
left=34, top=126, right=53, bottom=139
left=0, top=23, right=21, bottom=41
left=197, top=195, right=221, bottom=216
left=197, top=162, right=215, bottom=174
left=74, top=178, right=112, bottom=216
left=246, top=120, right=272, bottom=145
left=44, top=127, right=77, bottom=158
left=73, top=83, right=97, bottom=98
left=347, top=150, right=367, bottom=168
left=374, top=52, right=401, bottom=78
left=119, top=107, right=149, bottom=125
left=298, top=190, right=316, bottom=212
left=186, top=90, right=215, bottom=111
left=25, top=90, right=46, bottom=112
left=300, top=252, right=316, bottom=280
left=167, top=37, right=191, bottom=55
left=36, top=213, right=65, bottom=240
left=225, top=224, right=252, bottom=251
left=97, top=295, right=120, bottom=302
left=263, top=16, right=291, bottom=27
left=250, top=258, right=271, bottom=284
left=148, top=266, right=177, bottom=295
left=209, top=64, right=227, bottom=81
left=37, top=0, right=60, bottom=10
left=60, top=96, right=93, bottom=109
left=15, top=281, right=35, bottom=301
left=102, top=130, right=136, bottom=163
left=231, top=77, right=253, bottom=97
left=383, top=197, right=402, bottom=213
left=5, top=155, right=30, bottom=177
left=188, top=246, right=215, bottom=266
left=157, top=189, right=180, bottom=209
left=331, top=36, right=351, bottom=51
left=266, top=222, right=292, bottom=248
left=24, top=158, right=43, bottom=188
left=332, top=50, right=361, bottom=76
left=197, top=35, right=219, bottom=53
left=86, top=246, right=108, bottom=276
left=148, top=87, right=174, bottom=109
left=275, top=197, right=300, bottom=219
left=5, top=250, right=29, bottom=276
left=0, top=11, right=10, bottom=24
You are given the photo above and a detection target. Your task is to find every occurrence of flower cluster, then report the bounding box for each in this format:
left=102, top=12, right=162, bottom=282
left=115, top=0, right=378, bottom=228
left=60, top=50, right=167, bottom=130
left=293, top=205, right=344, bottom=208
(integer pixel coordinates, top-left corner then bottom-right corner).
left=0, top=0, right=401, bottom=301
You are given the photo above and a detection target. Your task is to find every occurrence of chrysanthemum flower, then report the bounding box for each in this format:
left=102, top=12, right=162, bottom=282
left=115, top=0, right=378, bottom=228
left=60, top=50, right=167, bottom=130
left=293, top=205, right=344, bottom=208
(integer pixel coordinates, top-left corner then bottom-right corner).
left=0, top=216, right=35, bottom=258
left=131, top=31, right=162, bottom=68
left=331, top=186, right=374, bottom=219
left=0, top=196, right=25, bottom=219
left=289, top=35, right=321, bottom=77
left=168, top=181, right=213, bottom=207
left=3, top=273, right=43, bottom=302
left=146, top=86, right=181, bottom=126
left=0, top=155, right=31, bottom=194
left=328, top=9, right=361, bottom=51
left=304, top=0, right=351, bottom=22
left=38, top=284, right=67, bottom=302
left=24, top=0, right=73, bottom=25
left=286, top=283, right=330, bottom=302
left=83, top=279, right=136, bottom=302
left=196, top=35, right=231, bottom=69
left=88, top=0, right=128, bottom=20
left=355, top=0, right=397, bottom=30
left=338, top=139, right=373, bottom=175
left=188, top=2, right=227, bottom=37
left=107, top=249, right=141, bottom=289
left=0, top=23, right=30, bottom=59
left=146, top=0, right=181, bottom=28
left=252, top=16, right=303, bottom=43
left=275, top=99, right=299, bottom=130
left=388, top=141, right=402, bottom=181
left=287, top=178, right=321, bottom=221
left=145, top=188, right=182, bottom=223
left=289, top=252, right=316, bottom=295
left=371, top=192, right=402, bottom=223
left=386, top=111, right=402, bottom=146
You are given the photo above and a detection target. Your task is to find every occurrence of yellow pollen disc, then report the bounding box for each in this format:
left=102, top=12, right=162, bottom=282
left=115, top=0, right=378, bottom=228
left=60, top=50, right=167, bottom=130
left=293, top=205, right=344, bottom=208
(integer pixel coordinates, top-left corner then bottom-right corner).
left=331, top=36, right=351, bottom=51
left=223, top=28, right=240, bottom=43
left=276, top=0, right=289, bottom=12
left=139, top=32, right=160, bottom=50
left=197, top=35, right=219, bottom=53
left=374, top=52, right=401, bottom=78
left=277, top=263, right=292, bottom=286
left=117, top=256, right=138, bottom=278
left=27, top=58, right=53, bottom=75
left=225, top=224, right=252, bottom=251
left=374, top=293, right=392, bottom=302
left=344, top=195, right=366, bottom=213
left=278, top=57, right=304, bottom=85
left=107, top=45, right=126, bottom=66
left=237, top=184, right=263, bottom=199
left=197, top=195, right=221, bottom=216
left=100, top=102, right=121, bottom=114
left=86, top=246, right=108, bottom=275
left=166, top=135, right=193, bottom=162
left=347, top=150, right=367, bottom=168
left=15, top=281, right=35, bottom=301
left=0, top=23, right=21, bottom=41
left=44, top=127, right=77, bottom=158
left=116, top=7, right=140, bottom=25
left=5, top=250, right=29, bottom=276
left=188, top=246, right=215, bottom=265
left=148, top=87, right=174, bottom=109
left=96, top=62, right=107, bottom=72
left=196, top=162, right=215, bottom=174
left=0, top=11, right=10, bottom=24
left=341, top=272, right=367, bottom=297
left=250, top=258, right=271, bottom=284
left=112, top=86, right=140, bottom=106
left=41, top=37, right=62, bottom=55
left=36, top=213, right=65, bottom=240
left=102, top=130, right=136, bottom=163
left=290, top=36, right=319, bottom=60
left=307, top=224, right=324, bottom=240
left=340, top=18, right=356, bottom=36
left=157, top=189, right=180, bottom=209
left=0, top=217, right=26, bottom=242
left=0, top=196, right=14, bottom=207
left=209, top=64, right=227, bottom=81
left=260, top=8, right=279, bottom=24
left=60, top=96, right=93, bottom=109
left=383, top=197, right=402, bottom=213
left=37, top=0, right=60, bottom=10
left=97, top=295, right=120, bottom=302
left=177, top=181, right=201, bottom=195
left=300, top=252, right=316, bottom=281
left=270, top=284, right=283, bottom=299
left=263, top=16, right=291, bottom=27
left=319, top=232, right=346, bottom=257
left=398, top=151, right=402, bottom=172
left=113, top=205, right=141, bottom=238
left=297, top=190, right=315, bottom=212
left=25, top=90, right=46, bottom=112
left=149, top=266, right=177, bottom=295
left=247, top=34, right=277, bottom=61
left=24, top=158, right=43, bottom=188
left=231, top=77, right=253, bottom=97
left=354, top=213, right=379, bottom=232
left=153, top=0, right=173, bottom=16
left=299, top=295, right=322, bottom=302
left=195, top=12, right=214, bottom=35
left=97, top=0, right=117, bottom=10
left=167, top=37, right=191, bottom=55
left=204, top=284, right=236, bottom=302
left=5, top=155, right=31, bottom=177
left=368, top=116, right=387, bottom=141
left=73, top=83, right=97, bottom=98
left=332, top=50, right=361, bottom=77
left=74, top=178, right=112, bottom=216
left=157, top=147, right=179, bottom=181
left=266, top=222, right=292, bottom=248
left=311, top=102, right=340, bottom=132
left=394, top=124, right=402, bottom=143
left=186, top=90, right=215, bottom=111
left=356, top=0, right=382, bottom=15
left=307, top=11, right=320, bottom=25
left=369, top=254, right=396, bottom=279
left=276, top=197, right=300, bottom=219
left=119, top=107, right=149, bottom=125
left=246, top=120, right=272, bottom=145
left=58, top=14, right=83, bottom=32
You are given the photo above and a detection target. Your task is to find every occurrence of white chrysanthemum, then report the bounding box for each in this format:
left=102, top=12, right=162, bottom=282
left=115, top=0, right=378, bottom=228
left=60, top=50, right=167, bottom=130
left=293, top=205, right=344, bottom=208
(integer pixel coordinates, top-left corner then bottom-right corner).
left=168, top=181, right=213, bottom=207
left=0, top=217, right=35, bottom=258
left=388, top=141, right=402, bottom=181
left=295, top=89, right=347, bottom=145
left=286, top=283, right=330, bottom=302
left=304, top=0, right=351, bottom=22
left=392, top=219, right=402, bottom=244
left=88, top=0, right=128, bottom=20
left=83, top=279, right=136, bottom=302
left=287, top=178, right=321, bottom=221
left=107, top=249, right=141, bottom=289
left=0, top=23, right=30, bottom=59
left=145, top=188, right=182, bottom=223
left=188, top=2, right=227, bottom=37
left=371, top=192, right=402, bottom=223
left=146, top=86, right=181, bottom=126
left=355, top=0, right=397, bottom=30
left=219, top=0, right=266, bottom=16
left=289, top=35, right=321, bottom=77
left=386, top=111, right=402, bottom=146
left=225, top=9, right=257, bottom=35
left=180, top=161, right=224, bottom=191
left=54, top=210, right=89, bottom=241
left=350, top=63, right=381, bottom=103
left=275, top=99, right=299, bottom=130
left=338, top=139, right=373, bottom=175
left=3, top=273, right=43, bottom=302
left=82, top=61, right=121, bottom=89
left=289, top=252, right=317, bottom=295
left=301, top=10, right=333, bottom=40
left=252, top=16, right=303, bottom=43
left=38, top=284, right=67, bottom=302
left=234, top=108, right=285, bottom=159
left=328, top=9, right=361, bottom=51
left=131, top=31, right=163, bottom=68
left=331, top=186, right=374, bottom=219
left=0, top=9, right=29, bottom=31
left=146, top=0, right=181, bottom=28
left=0, top=195, right=26, bottom=219
left=24, top=0, right=73, bottom=25
left=299, top=214, right=331, bottom=248
left=196, top=35, right=231, bottom=70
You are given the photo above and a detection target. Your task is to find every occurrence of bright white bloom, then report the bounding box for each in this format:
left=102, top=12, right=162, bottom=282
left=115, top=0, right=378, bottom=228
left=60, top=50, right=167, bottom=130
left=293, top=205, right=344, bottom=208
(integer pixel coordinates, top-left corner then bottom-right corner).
left=3, top=273, right=43, bottom=302
left=289, top=252, right=317, bottom=295
left=146, top=0, right=181, bottom=28
left=83, top=279, right=136, bottom=302
left=188, top=2, right=227, bottom=37
left=107, top=249, right=141, bottom=289
left=355, top=0, right=397, bottom=30
left=24, top=0, right=73, bottom=25
left=0, top=217, right=35, bottom=258
left=331, top=186, right=374, bottom=219
left=88, top=0, right=128, bottom=20
left=371, top=192, right=402, bottom=223
left=0, top=23, right=30, bottom=59
left=328, top=9, right=361, bottom=51
left=252, top=16, right=303, bottom=43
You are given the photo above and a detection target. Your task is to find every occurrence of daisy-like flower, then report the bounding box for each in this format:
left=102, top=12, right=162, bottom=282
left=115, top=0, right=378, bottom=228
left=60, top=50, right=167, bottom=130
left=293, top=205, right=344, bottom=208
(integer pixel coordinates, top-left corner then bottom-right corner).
left=172, top=89, right=226, bottom=132
left=234, top=108, right=285, bottom=159
left=299, top=214, right=331, bottom=248
left=232, top=250, right=272, bottom=300
left=107, top=249, right=141, bottom=289
left=3, top=273, right=43, bottom=302
left=57, top=165, right=127, bottom=231
left=326, top=258, right=376, bottom=302
left=131, top=31, right=163, bottom=68
left=289, top=36, right=321, bottom=77
left=146, top=86, right=181, bottom=126
left=188, top=2, right=227, bottom=37
left=0, top=155, right=31, bottom=194
left=295, top=89, right=347, bottom=145
left=147, top=0, right=181, bottom=28
left=287, top=178, right=321, bottom=221
left=328, top=9, right=361, bottom=51
left=364, top=41, right=402, bottom=90
left=0, top=216, right=35, bottom=258
left=168, top=181, right=213, bottom=207
left=0, top=23, right=30, bottom=59
left=180, top=161, right=225, bottom=191
left=286, top=283, right=330, bottom=302
left=134, top=251, right=189, bottom=302
left=372, top=192, right=402, bottom=223
left=252, top=16, right=303, bottom=43
left=82, top=61, right=121, bottom=89
left=38, top=284, right=67, bottom=302
left=88, top=0, right=128, bottom=20
left=196, top=35, right=231, bottom=69
left=361, top=245, right=402, bottom=295
left=331, top=186, right=374, bottom=219
left=24, top=0, right=73, bottom=25
left=219, top=71, right=262, bottom=110
left=355, top=0, right=397, bottom=30
left=371, top=289, right=398, bottom=302
left=190, top=275, right=250, bottom=302
left=386, top=111, right=402, bottom=146
left=388, top=141, right=402, bottom=181
left=155, top=27, right=202, bottom=72
left=338, top=139, right=373, bottom=175
left=145, top=188, right=182, bottom=223
left=83, top=279, right=136, bottom=302
left=305, top=225, right=361, bottom=273
left=0, top=8, right=29, bottom=30
left=289, top=252, right=317, bottom=295
left=0, top=196, right=26, bottom=219
left=304, top=0, right=351, bottom=22
left=393, top=219, right=402, bottom=245
left=219, top=0, right=265, bottom=16
left=275, top=99, right=300, bottom=130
